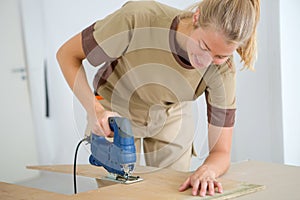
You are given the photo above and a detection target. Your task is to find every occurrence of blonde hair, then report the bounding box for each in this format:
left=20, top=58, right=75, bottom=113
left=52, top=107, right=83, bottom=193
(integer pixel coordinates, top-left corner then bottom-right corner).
left=181, top=0, right=260, bottom=70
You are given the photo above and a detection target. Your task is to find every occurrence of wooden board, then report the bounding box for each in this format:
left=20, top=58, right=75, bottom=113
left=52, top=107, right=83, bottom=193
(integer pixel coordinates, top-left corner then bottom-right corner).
left=0, top=182, right=70, bottom=200
left=25, top=164, right=264, bottom=200
left=5, top=160, right=300, bottom=199
left=27, top=164, right=107, bottom=179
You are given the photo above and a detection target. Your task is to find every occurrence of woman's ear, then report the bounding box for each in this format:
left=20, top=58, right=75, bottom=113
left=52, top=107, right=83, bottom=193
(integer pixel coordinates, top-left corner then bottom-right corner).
left=193, top=9, right=200, bottom=26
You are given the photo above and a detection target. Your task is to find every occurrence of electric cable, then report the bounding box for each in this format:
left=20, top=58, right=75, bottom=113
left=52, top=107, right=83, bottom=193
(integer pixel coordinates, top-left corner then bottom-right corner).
left=73, top=136, right=90, bottom=194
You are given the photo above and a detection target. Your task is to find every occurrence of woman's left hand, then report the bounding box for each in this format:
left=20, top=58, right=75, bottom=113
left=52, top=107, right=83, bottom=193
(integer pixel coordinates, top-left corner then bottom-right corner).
left=178, top=165, right=223, bottom=197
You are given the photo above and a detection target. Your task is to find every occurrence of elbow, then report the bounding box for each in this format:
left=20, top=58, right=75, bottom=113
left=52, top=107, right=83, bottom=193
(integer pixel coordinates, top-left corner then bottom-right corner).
left=56, top=33, right=85, bottom=67
left=56, top=45, right=64, bottom=64
left=55, top=44, right=72, bottom=69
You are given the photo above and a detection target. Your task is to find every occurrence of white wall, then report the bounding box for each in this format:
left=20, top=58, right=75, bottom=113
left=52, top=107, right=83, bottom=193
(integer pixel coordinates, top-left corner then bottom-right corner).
left=20, top=0, right=48, bottom=164
left=20, top=0, right=299, bottom=169
left=231, top=0, right=284, bottom=164
left=280, top=0, right=300, bottom=166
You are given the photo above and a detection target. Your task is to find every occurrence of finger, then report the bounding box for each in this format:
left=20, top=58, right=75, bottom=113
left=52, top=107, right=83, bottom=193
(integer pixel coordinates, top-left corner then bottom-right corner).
left=199, top=180, right=208, bottom=197
left=192, top=179, right=200, bottom=196
left=107, top=131, right=114, bottom=137
left=92, top=123, right=104, bottom=136
left=104, top=112, right=121, bottom=136
left=214, top=181, right=223, bottom=193
left=100, top=117, right=111, bottom=136
left=207, top=180, right=215, bottom=196
left=178, top=177, right=191, bottom=192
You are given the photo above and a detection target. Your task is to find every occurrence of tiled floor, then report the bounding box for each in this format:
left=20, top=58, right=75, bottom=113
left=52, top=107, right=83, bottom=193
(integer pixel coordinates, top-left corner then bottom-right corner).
left=16, top=171, right=98, bottom=195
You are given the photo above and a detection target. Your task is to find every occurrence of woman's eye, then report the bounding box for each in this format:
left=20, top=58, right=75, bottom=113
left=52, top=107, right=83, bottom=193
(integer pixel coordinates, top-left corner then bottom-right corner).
left=216, top=55, right=228, bottom=60
left=198, top=42, right=208, bottom=51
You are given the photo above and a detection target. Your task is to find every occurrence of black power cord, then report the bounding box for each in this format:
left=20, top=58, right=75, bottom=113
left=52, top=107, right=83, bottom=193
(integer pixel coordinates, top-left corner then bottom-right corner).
left=73, top=136, right=90, bottom=194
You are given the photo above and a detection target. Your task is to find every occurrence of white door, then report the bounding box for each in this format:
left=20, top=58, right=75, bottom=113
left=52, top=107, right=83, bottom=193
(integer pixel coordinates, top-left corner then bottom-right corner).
left=0, top=0, right=39, bottom=183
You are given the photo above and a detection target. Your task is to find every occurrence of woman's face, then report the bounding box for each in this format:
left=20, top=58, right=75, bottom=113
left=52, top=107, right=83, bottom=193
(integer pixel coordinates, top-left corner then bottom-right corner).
left=186, top=26, right=238, bottom=69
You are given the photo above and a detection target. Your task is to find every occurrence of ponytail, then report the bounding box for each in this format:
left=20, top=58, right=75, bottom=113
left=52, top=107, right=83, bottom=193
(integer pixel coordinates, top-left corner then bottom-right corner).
left=237, top=0, right=260, bottom=70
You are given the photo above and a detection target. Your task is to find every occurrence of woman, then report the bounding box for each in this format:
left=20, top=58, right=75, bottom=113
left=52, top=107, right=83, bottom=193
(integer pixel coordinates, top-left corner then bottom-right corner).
left=57, top=0, right=260, bottom=197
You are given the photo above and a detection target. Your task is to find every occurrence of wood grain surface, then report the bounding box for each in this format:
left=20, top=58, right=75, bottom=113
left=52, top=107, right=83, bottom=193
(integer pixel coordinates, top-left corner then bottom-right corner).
left=23, top=164, right=265, bottom=200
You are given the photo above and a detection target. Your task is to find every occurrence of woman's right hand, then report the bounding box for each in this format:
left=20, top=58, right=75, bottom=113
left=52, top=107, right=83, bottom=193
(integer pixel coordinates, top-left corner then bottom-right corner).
left=89, top=103, right=120, bottom=137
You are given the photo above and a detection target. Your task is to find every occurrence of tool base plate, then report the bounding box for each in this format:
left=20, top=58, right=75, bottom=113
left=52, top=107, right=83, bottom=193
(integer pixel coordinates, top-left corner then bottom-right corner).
left=101, top=173, right=143, bottom=184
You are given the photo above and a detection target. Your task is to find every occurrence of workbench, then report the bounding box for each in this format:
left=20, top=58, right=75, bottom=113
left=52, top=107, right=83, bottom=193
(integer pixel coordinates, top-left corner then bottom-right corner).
left=1, top=160, right=300, bottom=199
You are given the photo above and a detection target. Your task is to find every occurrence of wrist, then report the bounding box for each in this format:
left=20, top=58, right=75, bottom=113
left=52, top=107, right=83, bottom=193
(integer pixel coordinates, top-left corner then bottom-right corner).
left=198, top=163, right=218, bottom=178
left=86, top=98, right=104, bottom=115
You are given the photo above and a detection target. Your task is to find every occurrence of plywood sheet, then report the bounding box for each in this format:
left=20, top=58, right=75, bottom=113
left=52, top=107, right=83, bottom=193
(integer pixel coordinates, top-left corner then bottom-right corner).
left=74, top=175, right=264, bottom=200
left=0, top=182, right=70, bottom=200
left=27, top=164, right=264, bottom=199
left=27, top=164, right=106, bottom=179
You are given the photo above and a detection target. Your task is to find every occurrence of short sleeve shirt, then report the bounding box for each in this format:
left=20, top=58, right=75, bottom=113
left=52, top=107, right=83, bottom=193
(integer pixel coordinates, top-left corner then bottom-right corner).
left=81, top=1, right=236, bottom=128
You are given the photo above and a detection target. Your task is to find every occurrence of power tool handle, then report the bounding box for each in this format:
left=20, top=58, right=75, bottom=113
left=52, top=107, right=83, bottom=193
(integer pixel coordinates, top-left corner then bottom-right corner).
left=108, top=117, right=118, bottom=133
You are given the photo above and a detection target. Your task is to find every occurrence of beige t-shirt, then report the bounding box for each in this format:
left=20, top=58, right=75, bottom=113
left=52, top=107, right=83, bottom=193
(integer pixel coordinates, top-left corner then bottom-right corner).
left=82, top=1, right=236, bottom=128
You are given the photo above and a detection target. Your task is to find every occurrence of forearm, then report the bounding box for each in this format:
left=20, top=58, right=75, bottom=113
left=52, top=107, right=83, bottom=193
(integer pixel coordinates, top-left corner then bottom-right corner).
left=200, top=124, right=233, bottom=178
left=56, top=33, right=104, bottom=115
left=67, top=63, right=104, bottom=115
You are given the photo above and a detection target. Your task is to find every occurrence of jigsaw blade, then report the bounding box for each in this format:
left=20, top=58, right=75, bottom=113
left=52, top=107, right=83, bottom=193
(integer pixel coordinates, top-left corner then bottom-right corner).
left=102, top=173, right=143, bottom=184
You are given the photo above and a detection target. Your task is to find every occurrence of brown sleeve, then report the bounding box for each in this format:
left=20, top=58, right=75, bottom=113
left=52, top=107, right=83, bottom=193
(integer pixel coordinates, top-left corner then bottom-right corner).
left=81, top=6, right=133, bottom=66
left=206, top=91, right=236, bottom=127
left=81, top=23, right=114, bottom=66
left=205, top=57, right=236, bottom=127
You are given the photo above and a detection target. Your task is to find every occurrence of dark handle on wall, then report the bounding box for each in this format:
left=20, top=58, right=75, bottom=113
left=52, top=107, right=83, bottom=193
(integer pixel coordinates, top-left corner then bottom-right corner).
left=44, top=60, right=49, bottom=118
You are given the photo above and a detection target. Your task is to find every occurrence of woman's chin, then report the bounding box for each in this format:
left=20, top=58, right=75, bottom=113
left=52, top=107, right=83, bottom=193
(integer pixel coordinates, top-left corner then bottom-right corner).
left=191, top=61, right=207, bottom=69
left=190, top=55, right=209, bottom=69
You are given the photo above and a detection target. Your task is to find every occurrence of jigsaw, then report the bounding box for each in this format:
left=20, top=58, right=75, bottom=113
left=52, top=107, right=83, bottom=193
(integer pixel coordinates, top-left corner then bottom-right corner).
left=88, top=117, right=143, bottom=184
